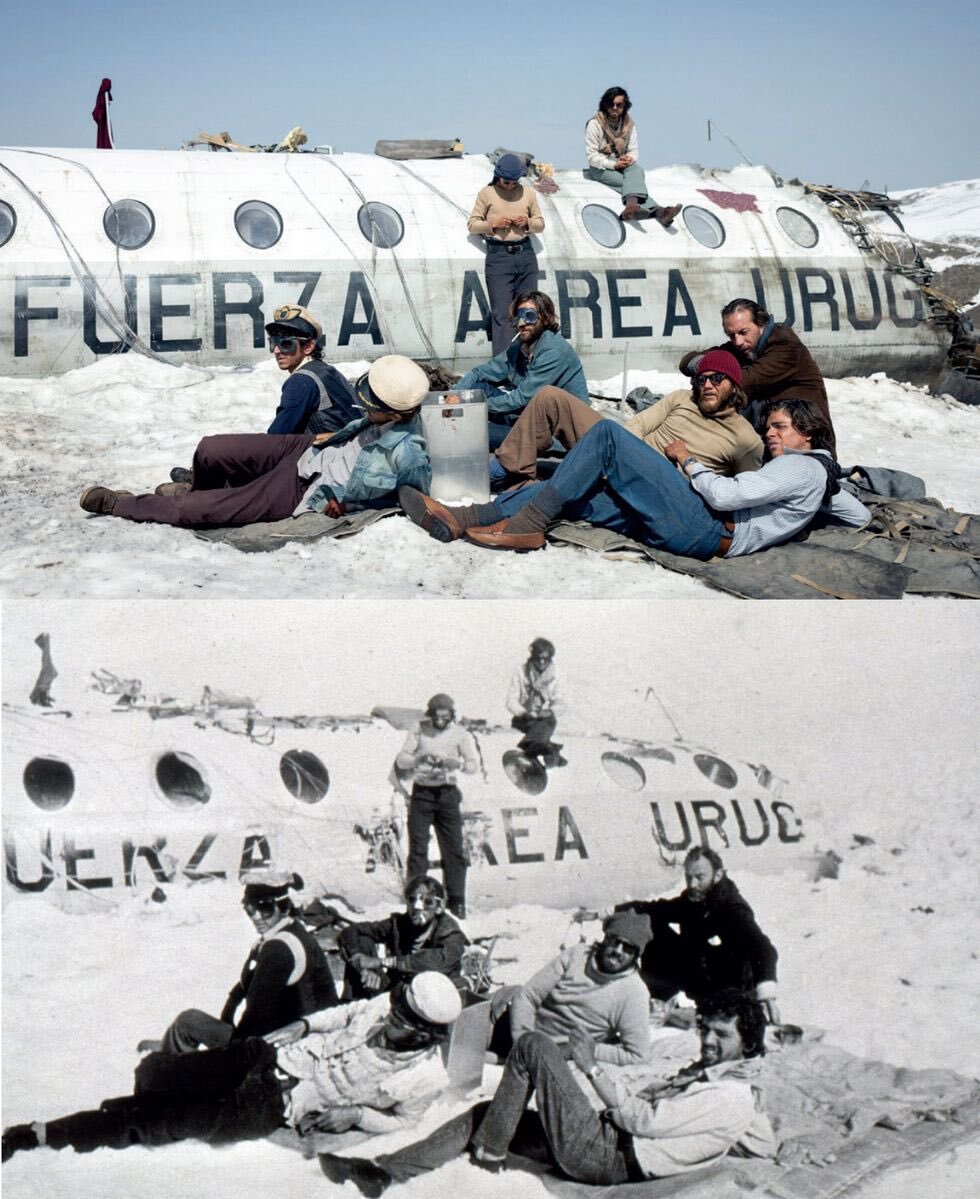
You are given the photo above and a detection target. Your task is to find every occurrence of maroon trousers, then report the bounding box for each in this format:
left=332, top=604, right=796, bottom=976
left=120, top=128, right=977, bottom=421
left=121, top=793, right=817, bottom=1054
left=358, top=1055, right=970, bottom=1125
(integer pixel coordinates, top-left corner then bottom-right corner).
left=113, top=434, right=313, bottom=528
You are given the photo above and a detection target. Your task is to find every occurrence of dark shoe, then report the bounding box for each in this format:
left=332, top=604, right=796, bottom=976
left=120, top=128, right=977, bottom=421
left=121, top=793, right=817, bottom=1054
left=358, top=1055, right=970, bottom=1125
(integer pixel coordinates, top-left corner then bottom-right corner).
left=153, top=481, right=191, bottom=497
left=621, top=202, right=653, bottom=221
left=543, top=751, right=568, bottom=768
left=449, top=900, right=466, bottom=920
left=655, top=203, right=683, bottom=227
left=169, top=466, right=193, bottom=484
left=79, top=486, right=132, bottom=515
left=398, top=485, right=463, bottom=542
left=319, top=1153, right=392, bottom=1197
left=2, top=1123, right=40, bottom=1162
left=136, top=1038, right=163, bottom=1054
left=465, top=523, right=545, bottom=552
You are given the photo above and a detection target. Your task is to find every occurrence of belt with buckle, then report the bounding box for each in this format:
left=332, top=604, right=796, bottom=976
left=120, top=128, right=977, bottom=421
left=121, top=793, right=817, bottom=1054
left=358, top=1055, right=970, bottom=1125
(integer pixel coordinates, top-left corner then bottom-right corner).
left=487, top=238, right=530, bottom=252
left=717, top=519, right=735, bottom=557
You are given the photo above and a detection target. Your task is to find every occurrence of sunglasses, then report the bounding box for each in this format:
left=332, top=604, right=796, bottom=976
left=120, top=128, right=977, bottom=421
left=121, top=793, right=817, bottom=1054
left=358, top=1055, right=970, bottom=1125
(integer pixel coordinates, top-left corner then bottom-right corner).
left=697, top=372, right=729, bottom=386
left=514, top=308, right=539, bottom=326
left=604, top=936, right=640, bottom=956
left=268, top=335, right=303, bottom=353
left=243, top=898, right=280, bottom=918
left=407, top=893, right=442, bottom=910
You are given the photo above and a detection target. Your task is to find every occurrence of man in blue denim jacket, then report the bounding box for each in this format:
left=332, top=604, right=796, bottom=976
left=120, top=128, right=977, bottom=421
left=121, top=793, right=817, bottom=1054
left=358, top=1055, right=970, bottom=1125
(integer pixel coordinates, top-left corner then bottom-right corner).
left=455, top=291, right=589, bottom=449
left=80, top=357, right=431, bottom=527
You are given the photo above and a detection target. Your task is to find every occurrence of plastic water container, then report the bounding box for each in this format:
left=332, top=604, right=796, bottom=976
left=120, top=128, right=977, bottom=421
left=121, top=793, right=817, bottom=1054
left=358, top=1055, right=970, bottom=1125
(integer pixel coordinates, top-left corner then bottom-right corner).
left=419, top=390, right=490, bottom=504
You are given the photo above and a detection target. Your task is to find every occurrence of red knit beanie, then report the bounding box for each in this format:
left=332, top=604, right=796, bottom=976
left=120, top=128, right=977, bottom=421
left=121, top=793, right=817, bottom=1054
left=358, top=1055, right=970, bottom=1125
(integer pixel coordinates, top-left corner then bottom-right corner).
left=696, top=350, right=743, bottom=389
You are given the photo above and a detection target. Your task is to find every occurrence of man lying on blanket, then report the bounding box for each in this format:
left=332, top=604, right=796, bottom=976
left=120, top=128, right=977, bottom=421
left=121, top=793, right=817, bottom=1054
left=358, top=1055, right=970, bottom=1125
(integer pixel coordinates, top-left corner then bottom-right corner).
left=319, top=987, right=776, bottom=1194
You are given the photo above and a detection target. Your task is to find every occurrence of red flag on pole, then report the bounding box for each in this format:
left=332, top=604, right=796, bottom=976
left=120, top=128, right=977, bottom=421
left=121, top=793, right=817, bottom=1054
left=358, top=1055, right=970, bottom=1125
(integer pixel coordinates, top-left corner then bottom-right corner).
left=92, top=78, right=114, bottom=149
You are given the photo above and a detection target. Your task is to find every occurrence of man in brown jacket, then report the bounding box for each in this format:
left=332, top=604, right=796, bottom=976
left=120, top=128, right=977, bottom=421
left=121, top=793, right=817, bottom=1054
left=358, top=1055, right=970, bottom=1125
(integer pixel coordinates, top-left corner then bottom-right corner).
left=679, top=299, right=835, bottom=454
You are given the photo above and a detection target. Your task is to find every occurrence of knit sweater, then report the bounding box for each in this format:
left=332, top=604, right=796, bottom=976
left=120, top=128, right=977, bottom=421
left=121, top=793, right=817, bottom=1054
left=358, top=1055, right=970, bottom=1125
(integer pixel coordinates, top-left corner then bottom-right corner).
left=626, top=390, right=763, bottom=476
left=467, top=183, right=544, bottom=243
left=510, top=942, right=650, bottom=1066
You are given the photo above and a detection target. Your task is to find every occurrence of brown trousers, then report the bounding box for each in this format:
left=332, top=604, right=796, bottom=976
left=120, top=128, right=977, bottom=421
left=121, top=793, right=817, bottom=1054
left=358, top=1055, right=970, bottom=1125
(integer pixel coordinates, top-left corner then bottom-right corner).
left=113, top=434, right=313, bottom=528
left=495, top=387, right=603, bottom=481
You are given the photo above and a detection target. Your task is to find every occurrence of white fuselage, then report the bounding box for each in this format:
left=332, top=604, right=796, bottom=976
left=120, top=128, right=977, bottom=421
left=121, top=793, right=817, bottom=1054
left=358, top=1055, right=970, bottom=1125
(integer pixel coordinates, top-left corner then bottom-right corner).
left=0, top=147, right=946, bottom=382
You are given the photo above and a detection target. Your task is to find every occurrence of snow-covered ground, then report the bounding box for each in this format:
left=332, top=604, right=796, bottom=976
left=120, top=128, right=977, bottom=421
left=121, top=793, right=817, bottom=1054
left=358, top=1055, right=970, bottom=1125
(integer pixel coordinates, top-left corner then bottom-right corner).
left=0, top=355, right=977, bottom=601
left=2, top=601, right=978, bottom=1198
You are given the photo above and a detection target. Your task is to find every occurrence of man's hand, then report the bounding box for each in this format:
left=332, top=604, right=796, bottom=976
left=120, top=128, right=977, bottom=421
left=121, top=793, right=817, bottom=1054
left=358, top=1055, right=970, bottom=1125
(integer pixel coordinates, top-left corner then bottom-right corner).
left=296, top=1106, right=362, bottom=1136
left=349, top=953, right=387, bottom=993
left=490, top=215, right=513, bottom=230
left=489, top=984, right=520, bottom=1022
left=761, top=998, right=781, bottom=1025
left=324, top=498, right=346, bottom=518
left=663, top=439, right=690, bottom=465
left=312, top=432, right=334, bottom=445
left=511, top=213, right=529, bottom=230
left=568, top=1027, right=598, bottom=1076
left=263, top=1020, right=308, bottom=1048
left=442, top=757, right=461, bottom=771
left=616, top=155, right=634, bottom=168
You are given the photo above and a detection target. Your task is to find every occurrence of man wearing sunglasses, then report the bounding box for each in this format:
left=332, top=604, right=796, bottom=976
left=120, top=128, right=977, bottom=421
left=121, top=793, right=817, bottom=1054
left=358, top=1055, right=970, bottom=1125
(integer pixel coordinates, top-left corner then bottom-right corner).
left=144, top=870, right=339, bottom=1058
left=2, top=971, right=463, bottom=1161
left=264, top=305, right=362, bottom=436
left=680, top=298, right=836, bottom=454
left=486, top=349, right=762, bottom=491
left=488, top=911, right=653, bottom=1066
left=453, top=290, right=589, bottom=450
left=402, top=396, right=868, bottom=556
left=80, top=355, right=431, bottom=526
left=337, top=875, right=468, bottom=1000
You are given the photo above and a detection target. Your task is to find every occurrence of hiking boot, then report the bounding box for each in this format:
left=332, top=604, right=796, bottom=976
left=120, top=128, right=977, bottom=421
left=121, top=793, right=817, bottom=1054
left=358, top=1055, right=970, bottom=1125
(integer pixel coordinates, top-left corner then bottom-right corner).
left=137, top=1038, right=163, bottom=1054
left=153, top=481, right=191, bottom=497
left=79, top=486, right=133, bottom=515
left=2, top=1122, right=41, bottom=1162
left=543, top=751, right=568, bottom=768
left=655, top=203, right=683, bottom=227
left=319, top=1153, right=392, bottom=1197
left=169, top=466, right=193, bottom=484
left=621, top=202, right=653, bottom=221
left=398, top=485, right=464, bottom=542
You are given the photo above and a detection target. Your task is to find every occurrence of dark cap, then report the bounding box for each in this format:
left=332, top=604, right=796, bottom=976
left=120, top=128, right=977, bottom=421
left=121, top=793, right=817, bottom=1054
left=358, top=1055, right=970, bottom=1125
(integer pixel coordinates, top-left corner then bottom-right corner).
left=494, top=153, right=525, bottom=181
left=242, top=869, right=303, bottom=904
left=264, top=304, right=322, bottom=341
left=603, top=909, right=653, bottom=953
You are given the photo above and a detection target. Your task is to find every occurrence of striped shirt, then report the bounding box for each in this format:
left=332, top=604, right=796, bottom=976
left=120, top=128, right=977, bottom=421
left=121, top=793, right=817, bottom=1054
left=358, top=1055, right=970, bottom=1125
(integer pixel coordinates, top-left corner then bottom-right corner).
left=688, top=450, right=869, bottom=556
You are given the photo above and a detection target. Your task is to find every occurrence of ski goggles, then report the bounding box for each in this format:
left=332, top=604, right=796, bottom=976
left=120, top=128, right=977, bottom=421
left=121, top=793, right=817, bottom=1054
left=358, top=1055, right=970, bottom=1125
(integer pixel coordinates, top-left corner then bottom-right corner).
left=514, top=307, right=539, bottom=326
left=268, top=334, right=304, bottom=353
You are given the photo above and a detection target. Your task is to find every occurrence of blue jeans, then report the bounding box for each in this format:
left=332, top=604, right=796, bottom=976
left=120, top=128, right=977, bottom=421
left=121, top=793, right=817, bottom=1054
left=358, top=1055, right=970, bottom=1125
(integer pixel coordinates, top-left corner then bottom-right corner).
left=494, top=421, right=727, bottom=559
left=373, top=1034, right=632, bottom=1186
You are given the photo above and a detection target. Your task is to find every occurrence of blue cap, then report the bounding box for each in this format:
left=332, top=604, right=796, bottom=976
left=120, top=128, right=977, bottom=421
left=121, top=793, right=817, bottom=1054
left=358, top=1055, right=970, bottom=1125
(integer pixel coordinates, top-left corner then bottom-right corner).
left=494, top=153, right=524, bottom=181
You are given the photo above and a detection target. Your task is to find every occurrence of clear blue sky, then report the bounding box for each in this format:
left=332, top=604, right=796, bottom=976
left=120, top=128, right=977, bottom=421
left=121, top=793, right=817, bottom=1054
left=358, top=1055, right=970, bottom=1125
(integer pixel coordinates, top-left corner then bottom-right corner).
left=1, top=0, right=977, bottom=190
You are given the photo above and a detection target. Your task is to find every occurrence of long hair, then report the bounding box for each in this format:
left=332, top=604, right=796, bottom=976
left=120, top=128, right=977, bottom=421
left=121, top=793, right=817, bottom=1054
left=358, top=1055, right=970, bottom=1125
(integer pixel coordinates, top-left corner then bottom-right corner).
left=721, top=298, right=770, bottom=327
left=598, top=86, right=631, bottom=116
left=511, top=291, right=559, bottom=333
left=764, top=399, right=834, bottom=452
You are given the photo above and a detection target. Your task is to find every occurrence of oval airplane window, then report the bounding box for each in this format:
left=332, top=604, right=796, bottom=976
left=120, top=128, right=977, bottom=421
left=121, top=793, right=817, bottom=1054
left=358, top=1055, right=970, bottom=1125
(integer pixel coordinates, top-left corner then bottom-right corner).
left=581, top=204, right=625, bottom=249
left=357, top=202, right=404, bottom=249
left=501, top=749, right=548, bottom=796
left=154, top=751, right=211, bottom=809
left=235, top=200, right=283, bottom=249
left=682, top=206, right=725, bottom=249
left=23, top=757, right=75, bottom=811
left=279, top=749, right=330, bottom=804
left=776, top=206, right=819, bottom=248
left=693, top=753, right=738, bottom=789
left=103, top=199, right=155, bottom=249
left=601, top=752, right=646, bottom=791
left=0, top=200, right=16, bottom=247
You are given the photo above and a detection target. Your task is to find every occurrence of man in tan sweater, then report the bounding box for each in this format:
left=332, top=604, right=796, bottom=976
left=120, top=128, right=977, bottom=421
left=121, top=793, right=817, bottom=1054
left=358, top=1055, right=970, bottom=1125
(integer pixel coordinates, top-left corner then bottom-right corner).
left=468, top=153, right=545, bottom=355
left=490, top=349, right=762, bottom=487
